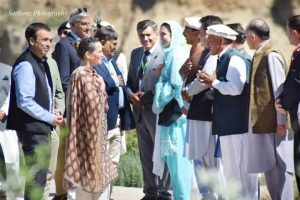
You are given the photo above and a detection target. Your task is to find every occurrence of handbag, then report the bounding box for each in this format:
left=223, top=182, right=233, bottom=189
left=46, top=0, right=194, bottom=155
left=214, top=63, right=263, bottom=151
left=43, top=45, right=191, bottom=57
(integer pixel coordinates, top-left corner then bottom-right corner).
left=158, top=98, right=182, bottom=126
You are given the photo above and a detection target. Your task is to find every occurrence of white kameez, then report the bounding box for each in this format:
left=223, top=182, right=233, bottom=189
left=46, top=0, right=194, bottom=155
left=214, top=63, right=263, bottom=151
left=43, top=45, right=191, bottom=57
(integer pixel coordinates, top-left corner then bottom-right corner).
left=244, top=44, right=294, bottom=200
left=0, top=91, right=19, bottom=166
left=211, top=47, right=259, bottom=199
left=184, top=55, right=217, bottom=160
left=0, top=92, right=21, bottom=199
left=244, top=50, right=294, bottom=174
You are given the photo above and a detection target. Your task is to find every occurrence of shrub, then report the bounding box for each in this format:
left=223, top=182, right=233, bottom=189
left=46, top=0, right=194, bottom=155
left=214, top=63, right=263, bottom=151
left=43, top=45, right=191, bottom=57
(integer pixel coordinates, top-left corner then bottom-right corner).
left=114, top=130, right=143, bottom=187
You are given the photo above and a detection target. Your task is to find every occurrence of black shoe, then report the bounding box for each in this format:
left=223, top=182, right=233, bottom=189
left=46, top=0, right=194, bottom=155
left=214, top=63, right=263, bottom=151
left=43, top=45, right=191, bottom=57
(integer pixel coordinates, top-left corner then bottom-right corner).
left=158, top=191, right=171, bottom=200
left=157, top=196, right=171, bottom=200
left=52, top=193, right=68, bottom=200
left=141, top=194, right=158, bottom=200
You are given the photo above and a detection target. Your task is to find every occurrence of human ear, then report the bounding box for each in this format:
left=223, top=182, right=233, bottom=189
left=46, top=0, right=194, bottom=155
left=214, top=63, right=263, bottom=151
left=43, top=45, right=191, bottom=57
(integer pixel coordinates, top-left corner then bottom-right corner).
left=29, top=37, right=35, bottom=46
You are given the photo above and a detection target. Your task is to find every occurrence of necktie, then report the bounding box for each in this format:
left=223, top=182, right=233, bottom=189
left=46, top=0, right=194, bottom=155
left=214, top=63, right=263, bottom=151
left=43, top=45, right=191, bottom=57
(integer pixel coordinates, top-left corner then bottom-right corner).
left=142, top=50, right=150, bottom=71
left=136, top=50, right=150, bottom=91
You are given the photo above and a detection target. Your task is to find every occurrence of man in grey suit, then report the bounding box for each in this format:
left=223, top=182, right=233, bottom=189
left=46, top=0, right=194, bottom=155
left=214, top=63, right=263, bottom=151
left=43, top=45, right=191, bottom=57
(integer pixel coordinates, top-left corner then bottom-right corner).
left=127, top=20, right=170, bottom=200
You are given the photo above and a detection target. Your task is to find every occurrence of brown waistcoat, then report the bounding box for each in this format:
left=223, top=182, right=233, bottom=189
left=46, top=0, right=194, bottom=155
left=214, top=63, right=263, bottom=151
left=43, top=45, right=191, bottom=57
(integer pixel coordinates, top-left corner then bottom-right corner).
left=250, top=42, right=287, bottom=133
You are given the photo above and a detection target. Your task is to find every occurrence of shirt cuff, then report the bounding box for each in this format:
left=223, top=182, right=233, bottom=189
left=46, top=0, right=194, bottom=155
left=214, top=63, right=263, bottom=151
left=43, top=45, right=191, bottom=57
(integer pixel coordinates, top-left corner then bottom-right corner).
left=46, top=114, right=55, bottom=125
left=212, top=79, right=220, bottom=89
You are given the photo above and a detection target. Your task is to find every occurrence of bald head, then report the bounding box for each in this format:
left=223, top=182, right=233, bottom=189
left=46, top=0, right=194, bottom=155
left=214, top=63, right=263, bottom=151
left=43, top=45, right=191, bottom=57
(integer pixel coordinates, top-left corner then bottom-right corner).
left=246, top=18, right=270, bottom=40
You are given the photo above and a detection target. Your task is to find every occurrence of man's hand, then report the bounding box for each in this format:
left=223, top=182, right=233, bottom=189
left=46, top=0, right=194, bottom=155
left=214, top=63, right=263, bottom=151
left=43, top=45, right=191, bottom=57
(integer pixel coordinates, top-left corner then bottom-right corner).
left=129, top=93, right=142, bottom=107
left=275, top=100, right=286, bottom=114
left=181, top=87, right=191, bottom=102
left=0, top=111, right=6, bottom=121
left=118, top=75, right=124, bottom=86
left=276, top=124, right=288, bottom=136
left=52, top=113, right=63, bottom=126
left=181, top=107, right=188, bottom=115
left=198, top=70, right=216, bottom=86
left=179, top=59, right=192, bottom=76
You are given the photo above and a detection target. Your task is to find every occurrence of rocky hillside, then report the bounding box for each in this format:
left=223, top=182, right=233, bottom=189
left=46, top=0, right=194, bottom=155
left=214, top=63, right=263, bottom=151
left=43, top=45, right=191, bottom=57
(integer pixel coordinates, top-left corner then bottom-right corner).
left=0, top=0, right=299, bottom=65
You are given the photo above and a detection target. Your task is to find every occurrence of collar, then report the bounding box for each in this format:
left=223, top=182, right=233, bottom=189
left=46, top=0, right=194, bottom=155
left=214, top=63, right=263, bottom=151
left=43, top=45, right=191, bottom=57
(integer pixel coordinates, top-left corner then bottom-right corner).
left=294, top=43, right=300, bottom=52
left=69, top=31, right=81, bottom=41
left=102, top=56, right=112, bottom=64
left=27, top=48, right=48, bottom=62
left=256, top=40, right=270, bottom=53
left=218, top=46, right=231, bottom=58
left=145, top=41, right=159, bottom=55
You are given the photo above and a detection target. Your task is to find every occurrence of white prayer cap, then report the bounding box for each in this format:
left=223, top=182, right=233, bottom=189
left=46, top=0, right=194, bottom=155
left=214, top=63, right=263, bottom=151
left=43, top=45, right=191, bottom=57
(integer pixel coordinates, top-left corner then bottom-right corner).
left=184, top=17, right=201, bottom=30
left=206, top=24, right=238, bottom=40
left=99, top=20, right=115, bottom=28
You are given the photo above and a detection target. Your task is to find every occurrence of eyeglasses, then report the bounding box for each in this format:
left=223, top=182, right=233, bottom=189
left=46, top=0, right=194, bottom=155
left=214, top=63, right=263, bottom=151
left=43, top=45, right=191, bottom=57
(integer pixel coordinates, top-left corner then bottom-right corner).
left=77, top=7, right=88, bottom=14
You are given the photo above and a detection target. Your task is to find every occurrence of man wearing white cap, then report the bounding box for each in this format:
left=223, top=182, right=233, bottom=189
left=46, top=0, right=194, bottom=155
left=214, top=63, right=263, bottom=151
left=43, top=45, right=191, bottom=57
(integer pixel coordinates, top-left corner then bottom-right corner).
left=183, top=15, right=224, bottom=199
left=244, top=18, right=293, bottom=200
left=199, top=24, right=258, bottom=199
left=180, top=16, right=202, bottom=86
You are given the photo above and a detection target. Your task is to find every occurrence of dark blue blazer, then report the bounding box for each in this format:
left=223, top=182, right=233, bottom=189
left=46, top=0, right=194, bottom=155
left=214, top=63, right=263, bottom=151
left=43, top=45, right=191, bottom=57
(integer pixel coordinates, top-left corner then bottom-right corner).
left=52, top=34, right=80, bottom=94
left=280, top=48, right=300, bottom=121
left=95, top=59, right=135, bottom=131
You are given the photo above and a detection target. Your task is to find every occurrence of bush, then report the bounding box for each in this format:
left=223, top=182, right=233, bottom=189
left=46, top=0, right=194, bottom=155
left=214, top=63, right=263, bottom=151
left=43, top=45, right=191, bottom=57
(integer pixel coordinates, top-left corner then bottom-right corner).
left=114, top=130, right=143, bottom=187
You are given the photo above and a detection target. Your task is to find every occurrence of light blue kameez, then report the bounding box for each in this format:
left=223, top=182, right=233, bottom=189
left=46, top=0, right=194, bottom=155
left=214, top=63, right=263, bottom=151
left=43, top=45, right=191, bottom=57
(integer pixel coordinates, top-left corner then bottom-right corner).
left=153, top=21, right=192, bottom=200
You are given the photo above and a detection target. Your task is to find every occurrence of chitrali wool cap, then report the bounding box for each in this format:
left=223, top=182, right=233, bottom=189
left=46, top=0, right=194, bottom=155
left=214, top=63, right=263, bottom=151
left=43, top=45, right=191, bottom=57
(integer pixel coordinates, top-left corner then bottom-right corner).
left=206, top=24, right=238, bottom=40
left=184, top=17, right=201, bottom=30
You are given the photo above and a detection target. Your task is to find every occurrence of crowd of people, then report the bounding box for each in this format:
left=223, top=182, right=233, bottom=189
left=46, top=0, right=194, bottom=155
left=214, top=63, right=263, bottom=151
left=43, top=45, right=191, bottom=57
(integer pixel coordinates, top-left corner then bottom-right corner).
left=0, top=6, right=299, bottom=200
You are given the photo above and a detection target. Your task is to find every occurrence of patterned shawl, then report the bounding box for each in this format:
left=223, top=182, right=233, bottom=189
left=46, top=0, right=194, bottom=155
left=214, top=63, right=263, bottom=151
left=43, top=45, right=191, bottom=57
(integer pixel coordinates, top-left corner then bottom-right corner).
left=65, top=66, right=117, bottom=192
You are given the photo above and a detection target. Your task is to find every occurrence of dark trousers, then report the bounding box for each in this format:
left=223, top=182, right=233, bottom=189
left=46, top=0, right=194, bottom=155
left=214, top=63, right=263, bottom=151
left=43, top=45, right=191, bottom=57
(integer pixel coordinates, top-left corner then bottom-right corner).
left=17, top=131, right=50, bottom=200
left=135, top=110, right=170, bottom=198
left=292, top=119, right=300, bottom=192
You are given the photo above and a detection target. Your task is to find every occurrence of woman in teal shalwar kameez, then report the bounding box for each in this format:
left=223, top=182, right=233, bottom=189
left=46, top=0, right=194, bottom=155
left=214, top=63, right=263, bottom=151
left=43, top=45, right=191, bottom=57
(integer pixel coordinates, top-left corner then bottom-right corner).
left=152, top=21, right=193, bottom=200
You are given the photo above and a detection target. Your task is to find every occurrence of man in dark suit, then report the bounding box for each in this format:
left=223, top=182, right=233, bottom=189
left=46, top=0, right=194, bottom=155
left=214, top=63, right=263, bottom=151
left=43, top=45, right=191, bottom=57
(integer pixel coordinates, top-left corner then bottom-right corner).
left=52, top=8, right=91, bottom=200
left=53, top=8, right=90, bottom=94
left=94, top=25, right=135, bottom=175
left=127, top=20, right=171, bottom=200
left=277, top=15, right=300, bottom=193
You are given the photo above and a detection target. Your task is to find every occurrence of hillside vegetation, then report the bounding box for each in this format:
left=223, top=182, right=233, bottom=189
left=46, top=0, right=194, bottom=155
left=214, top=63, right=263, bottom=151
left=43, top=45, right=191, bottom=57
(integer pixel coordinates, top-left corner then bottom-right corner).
left=0, top=0, right=299, bottom=65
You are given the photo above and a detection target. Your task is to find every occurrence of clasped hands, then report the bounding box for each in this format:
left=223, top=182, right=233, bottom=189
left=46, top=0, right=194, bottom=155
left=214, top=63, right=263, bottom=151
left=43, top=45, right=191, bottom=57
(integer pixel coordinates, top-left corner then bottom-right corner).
left=129, top=92, right=144, bottom=107
left=197, top=70, right=216, bottom=86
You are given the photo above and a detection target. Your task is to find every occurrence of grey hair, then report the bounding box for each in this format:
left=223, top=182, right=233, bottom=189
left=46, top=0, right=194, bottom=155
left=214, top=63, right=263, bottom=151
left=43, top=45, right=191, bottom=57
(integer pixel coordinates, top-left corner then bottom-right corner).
left=137, top=19, right=157, bottom=33
left=246, top=18, right=270, bottom=40
left=69, top=8, right=89, bottom=25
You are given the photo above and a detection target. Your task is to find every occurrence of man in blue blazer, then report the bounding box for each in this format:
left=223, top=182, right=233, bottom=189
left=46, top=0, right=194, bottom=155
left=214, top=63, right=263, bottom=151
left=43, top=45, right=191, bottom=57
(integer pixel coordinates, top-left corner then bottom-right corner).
left=53, top=8, right=90, bottom=94
left=94, top=26, right=135, bottom=169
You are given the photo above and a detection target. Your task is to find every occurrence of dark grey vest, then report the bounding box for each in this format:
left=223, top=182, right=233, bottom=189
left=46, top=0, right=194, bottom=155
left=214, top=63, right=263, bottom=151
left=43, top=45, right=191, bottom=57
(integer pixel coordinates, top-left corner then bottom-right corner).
left=187, top=48, right=214, bottom=121
left=212, top=48, right=250, bottom=136
left=7, top=49, right=53, bottom=133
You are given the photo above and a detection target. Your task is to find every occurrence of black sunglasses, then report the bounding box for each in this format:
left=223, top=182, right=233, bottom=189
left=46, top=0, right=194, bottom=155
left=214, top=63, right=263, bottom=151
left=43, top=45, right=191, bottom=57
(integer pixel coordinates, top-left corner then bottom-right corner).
left=77, top=7, right=88, bottom=14
left=62, top=30, right=70, bottom=36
